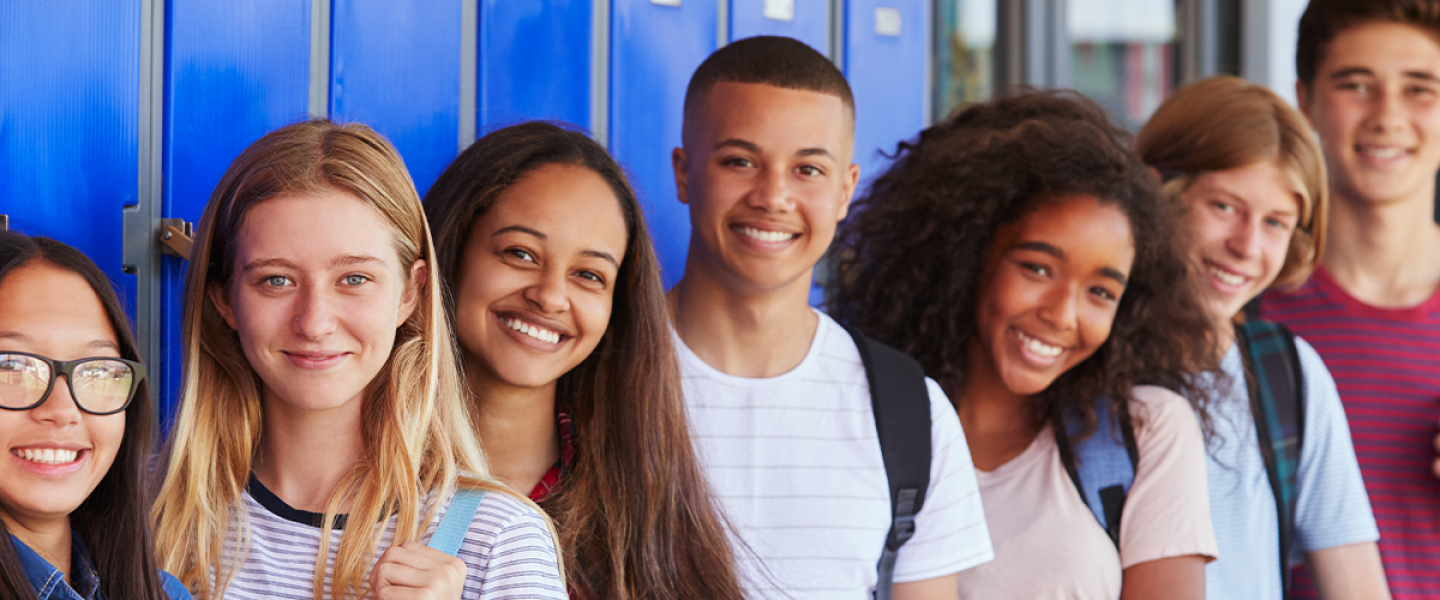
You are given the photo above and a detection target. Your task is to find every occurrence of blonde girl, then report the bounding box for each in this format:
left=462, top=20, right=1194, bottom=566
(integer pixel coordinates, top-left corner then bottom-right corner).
left=152, top=119, right=565, bottom=600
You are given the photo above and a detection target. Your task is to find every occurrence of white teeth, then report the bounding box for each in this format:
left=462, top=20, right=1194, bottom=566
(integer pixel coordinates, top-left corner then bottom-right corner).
left=1209, top=266, right=1246, bottom=286
left=503, top=318, right=561, bottom=344
left=738, top=227, right=797, bottom=243
left=12, top=448, right=79, bottom=465
left=1360, top=146, right=1404, bottom=160
left=1015, top=330, right=1063, bottom=358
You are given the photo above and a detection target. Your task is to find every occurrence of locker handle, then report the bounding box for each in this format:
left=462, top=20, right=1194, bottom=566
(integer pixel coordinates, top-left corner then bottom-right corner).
left=0, top=214, right=7, bottom=232
left=160, top=219, right=194, bottom=260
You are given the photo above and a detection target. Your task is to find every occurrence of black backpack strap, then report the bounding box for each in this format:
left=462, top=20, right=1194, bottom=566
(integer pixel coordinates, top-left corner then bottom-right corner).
left=1053, top=396, right=1139, bottom=549
left=1236, top=319, right=1306, bottom=599
left=843, top=325, right=931, bottom=600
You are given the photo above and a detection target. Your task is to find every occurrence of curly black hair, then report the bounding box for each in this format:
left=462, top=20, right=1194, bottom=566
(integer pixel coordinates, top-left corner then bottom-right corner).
left=827, top=90, right=1217, bottom=436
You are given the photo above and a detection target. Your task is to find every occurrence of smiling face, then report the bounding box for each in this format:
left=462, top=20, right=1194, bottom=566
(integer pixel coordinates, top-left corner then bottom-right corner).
left=973, top=195, right=1135, bottom=397
left=454, top=163, right=628, bottom=392
left=674, top=81, right=860, bottom=293
left=0, top=262, right=125, bottom=532
left=1300, top=21, right=1440, bottom=207
left=1181, top=160, right=1301, bottom=324
left=211, top=190, right=422, bottom=415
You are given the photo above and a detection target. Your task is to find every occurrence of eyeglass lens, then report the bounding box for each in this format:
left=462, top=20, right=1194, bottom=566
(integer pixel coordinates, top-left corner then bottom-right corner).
left=0, top=354, right=135, bottom=413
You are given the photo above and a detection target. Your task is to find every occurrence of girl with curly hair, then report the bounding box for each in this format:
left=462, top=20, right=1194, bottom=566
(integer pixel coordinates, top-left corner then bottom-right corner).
left=828, top=90, right=1218, bottom=599
left=1137, top=76, right=1388, bottom=600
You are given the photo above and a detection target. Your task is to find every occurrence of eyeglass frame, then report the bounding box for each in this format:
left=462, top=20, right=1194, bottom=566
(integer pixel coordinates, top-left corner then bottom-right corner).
left=0, top=351, right=147, bottom=416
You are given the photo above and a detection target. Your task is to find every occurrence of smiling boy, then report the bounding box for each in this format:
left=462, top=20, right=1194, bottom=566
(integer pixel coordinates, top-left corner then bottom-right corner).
left=1260, top=1, right=1440, bottom=598
left=665, top=36, right=992, bottom=599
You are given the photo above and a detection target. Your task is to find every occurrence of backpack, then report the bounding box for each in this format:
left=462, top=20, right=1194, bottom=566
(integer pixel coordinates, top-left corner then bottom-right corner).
left=1054, top=319, right=1304, bottom=598
left=844, top=326, right=931, bottom=600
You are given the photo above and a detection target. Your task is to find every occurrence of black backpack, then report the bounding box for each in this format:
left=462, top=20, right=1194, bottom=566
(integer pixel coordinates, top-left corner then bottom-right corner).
left=843, top=326, right=931, bottom=600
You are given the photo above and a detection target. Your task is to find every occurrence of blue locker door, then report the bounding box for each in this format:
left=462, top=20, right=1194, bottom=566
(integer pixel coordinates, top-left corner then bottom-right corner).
left=610, top=0, right=718, bottom=288
left=331, top=0, right=462, bottom=195
left=845, top=0, right=928, bottom=188
left=0, top=1, right=140, bottom=307
left=728, top=0, right=828, bottom=52
left=479, top=0, right=592, bottom=133
left=164, top=0, right=312, bottom=416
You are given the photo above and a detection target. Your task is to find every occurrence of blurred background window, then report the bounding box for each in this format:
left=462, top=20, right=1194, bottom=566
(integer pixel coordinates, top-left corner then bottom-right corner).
left=934, top=0, right=997, bottom=121
left=1067, top=0, right=1177, bottom=130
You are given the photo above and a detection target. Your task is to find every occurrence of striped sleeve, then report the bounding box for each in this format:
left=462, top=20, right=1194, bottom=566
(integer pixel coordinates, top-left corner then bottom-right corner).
left=892, top=378, right=995, bottom=582
left=1291, top=336, right=1379, bottom=553
left=457, top=492, right=567, bottom=600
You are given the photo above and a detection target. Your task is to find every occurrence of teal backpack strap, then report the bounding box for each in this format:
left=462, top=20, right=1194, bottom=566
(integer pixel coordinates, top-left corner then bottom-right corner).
left=1235, top=319, right=1305, bottom=599
left=428, top=488, right=487, bottom=556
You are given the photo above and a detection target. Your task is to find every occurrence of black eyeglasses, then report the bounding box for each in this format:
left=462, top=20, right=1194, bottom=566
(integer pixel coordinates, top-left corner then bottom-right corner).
left=0, top=352, right=146, bottom=416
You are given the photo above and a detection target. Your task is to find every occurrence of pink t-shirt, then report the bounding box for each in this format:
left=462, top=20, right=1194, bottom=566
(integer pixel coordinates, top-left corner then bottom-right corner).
left=956, top=385, right=1217, bottom=599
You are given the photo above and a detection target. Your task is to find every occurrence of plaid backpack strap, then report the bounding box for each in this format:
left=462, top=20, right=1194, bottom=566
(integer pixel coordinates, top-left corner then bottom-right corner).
left=1235, top=319, right=1306, bottom=599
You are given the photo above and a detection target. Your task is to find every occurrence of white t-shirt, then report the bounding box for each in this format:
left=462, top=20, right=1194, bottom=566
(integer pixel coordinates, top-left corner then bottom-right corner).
left=217, top=478, right=567, bottom=600
left=677, top=310, right=994, bottom=599
left=1200, top=339, right=1379, bottom=600
left=956, top=386, right=1219, bottom=599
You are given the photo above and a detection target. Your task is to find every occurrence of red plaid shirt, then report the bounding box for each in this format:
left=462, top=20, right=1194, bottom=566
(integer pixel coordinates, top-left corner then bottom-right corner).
left=528, top=406, right=575, bottom=504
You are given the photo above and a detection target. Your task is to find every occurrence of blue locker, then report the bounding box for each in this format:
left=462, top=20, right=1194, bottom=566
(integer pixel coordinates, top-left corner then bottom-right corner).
left=163, top=0, right=312, bottom=415
left=332, top=0, right=462, bottom=195
left=610, top=0, right=718, bottom=288
left=479, top=0, right=592, bottom=133
left=845, top=0, right=928, bottom=190
left=0, top=1, right=140, bottom=308
left=729, top=0, right=828, bottom=52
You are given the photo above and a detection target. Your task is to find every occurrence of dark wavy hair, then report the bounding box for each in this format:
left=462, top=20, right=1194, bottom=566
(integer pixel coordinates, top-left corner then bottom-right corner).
left=423, top=121, right=745, bottom=600
left=827, top=90, right=1217, bottom=435
left=0, top=233, right=167, bottom=600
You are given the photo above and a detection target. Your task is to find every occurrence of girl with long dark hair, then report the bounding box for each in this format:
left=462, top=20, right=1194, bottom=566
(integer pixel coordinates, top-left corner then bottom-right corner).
left=424, top=121, right=745, bottom=600
left=0, top=232, right=190, bottom=600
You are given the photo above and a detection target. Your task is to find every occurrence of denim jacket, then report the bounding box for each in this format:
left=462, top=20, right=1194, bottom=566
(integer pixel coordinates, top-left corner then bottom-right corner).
left=10, top=533, right=192, bottom=600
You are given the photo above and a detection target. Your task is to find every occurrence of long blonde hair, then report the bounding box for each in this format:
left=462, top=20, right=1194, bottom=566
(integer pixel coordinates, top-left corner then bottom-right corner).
left=153, top=119, right=513, bottom=600
left=1136, top=75, right=1329, bottom=289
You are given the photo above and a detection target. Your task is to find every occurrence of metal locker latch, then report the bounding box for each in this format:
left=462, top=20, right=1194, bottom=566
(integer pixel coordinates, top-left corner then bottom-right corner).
left=0, top=214, right=7, bottom=232
left=159, top=218, right=194, bottom=260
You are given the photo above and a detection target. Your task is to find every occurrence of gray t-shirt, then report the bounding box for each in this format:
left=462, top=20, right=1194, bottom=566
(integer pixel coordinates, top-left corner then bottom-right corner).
left=1201, top=339, right=1379, bottom=600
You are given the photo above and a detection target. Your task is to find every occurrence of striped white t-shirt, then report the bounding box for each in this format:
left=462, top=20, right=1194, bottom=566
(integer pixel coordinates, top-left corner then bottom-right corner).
left=1200, top=339, right=1378, bottom=600
left=678, top=310, right=994, bottom=599
left=216, top=476, right=566, bottom=600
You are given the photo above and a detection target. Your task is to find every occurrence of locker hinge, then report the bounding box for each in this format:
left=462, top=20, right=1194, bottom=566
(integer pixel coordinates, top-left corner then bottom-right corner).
left=159, top=218, right=194, bottom=260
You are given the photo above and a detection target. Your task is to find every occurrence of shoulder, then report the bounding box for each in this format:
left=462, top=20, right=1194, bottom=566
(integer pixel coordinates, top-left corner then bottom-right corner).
left=159, top=570, right=194, bottom=600
left=1129, top=385, right=1197, bottom=428
left=459, top=488, right=551, bottom=539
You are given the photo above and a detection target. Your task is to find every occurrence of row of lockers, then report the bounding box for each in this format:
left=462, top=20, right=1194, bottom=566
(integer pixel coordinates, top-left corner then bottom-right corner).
left=1, top=0, right=929, bottom=419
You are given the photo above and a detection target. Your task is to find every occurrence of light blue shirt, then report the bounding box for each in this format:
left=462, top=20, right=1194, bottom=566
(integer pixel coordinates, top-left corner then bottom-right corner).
left=1200, top=338, right=1379, bottom=600
left=10, top=533, right=191, bottom=600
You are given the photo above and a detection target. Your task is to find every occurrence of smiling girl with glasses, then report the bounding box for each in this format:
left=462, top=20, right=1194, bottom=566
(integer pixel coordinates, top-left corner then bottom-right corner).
left=0, top=232, right=190, bottom=600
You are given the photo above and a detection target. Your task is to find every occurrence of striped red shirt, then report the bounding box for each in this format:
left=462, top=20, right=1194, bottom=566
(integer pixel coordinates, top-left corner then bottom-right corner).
left=1261, top=266, right=1440, bottom=599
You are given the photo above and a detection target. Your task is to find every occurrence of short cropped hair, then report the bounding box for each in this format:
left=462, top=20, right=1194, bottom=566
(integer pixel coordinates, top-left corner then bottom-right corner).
left=1297, top=0, right=1440, bottom=89
left=682, top=36, right=854, bottom=131
left=1137, top=76, right=1328, bottom=289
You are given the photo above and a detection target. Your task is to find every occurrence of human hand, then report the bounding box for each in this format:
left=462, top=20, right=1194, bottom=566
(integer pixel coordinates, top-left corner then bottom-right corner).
left=369, top=541, right=468, bottom=600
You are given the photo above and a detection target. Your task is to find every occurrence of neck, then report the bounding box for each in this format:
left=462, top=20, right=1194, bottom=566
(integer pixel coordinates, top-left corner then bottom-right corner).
left=1, top=510, right=71, bottom=582
left=1323, top=188, right=1440, bottom=308
left=952, top=342, right=1032, bottom=436
left=465, top=358, right=559, bottom=495
left=253, top=390, right=367, bottom=513
left=951, top=339, right=1040, bottom=471
left=666, top=261, right=819, bottom=378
